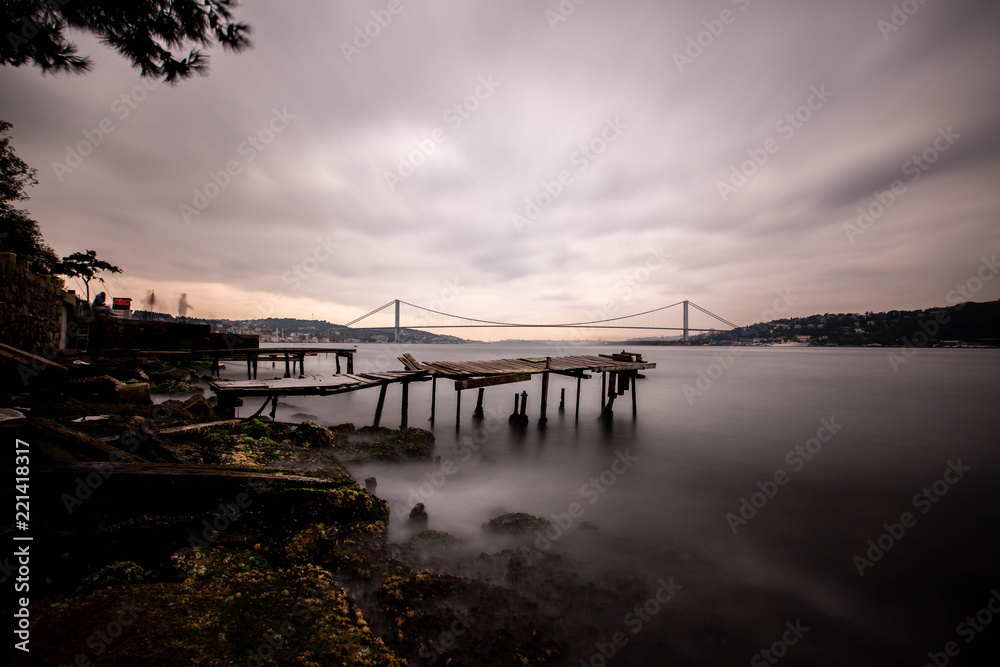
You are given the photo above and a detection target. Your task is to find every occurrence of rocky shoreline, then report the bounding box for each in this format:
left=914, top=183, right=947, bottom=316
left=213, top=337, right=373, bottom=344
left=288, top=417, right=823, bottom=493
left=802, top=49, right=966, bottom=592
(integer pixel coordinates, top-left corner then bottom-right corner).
left=4, top=355, right=652, bottom=666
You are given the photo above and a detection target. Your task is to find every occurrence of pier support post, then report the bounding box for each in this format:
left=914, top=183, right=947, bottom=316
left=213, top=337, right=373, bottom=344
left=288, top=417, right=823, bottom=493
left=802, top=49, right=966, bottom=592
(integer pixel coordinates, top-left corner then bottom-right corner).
left=599, top=372, right=617, bottom=421
left=217, top=394, right=242, bottom=420
left=400, top=381, right=409, bottom=429
left=559, top=387, right=565, bottom=411
left=518, top=391, right=528, bottom=425
left=430, top=377, right=437, bottom=425
left=631, top=373, right=637, bottom=418
left=538, top=370, right=550, bottom=427
left=575, top=377, right=581, bottom=423
left=601, top=373, right=606, bottom=410
left=456, top=389, right=462, bottom=430
left=473, top=388, right=485, bottom=420
left=335, top=354, right=341, bottom=374
left=283, top=352, right=291, bottom=378
left=373, top=383, right=387, bottom=427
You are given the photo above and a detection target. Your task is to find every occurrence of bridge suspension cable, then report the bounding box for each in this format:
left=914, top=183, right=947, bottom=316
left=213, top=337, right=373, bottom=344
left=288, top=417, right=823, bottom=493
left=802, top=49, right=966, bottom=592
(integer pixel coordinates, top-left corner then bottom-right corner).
left=343, top=299, right=739, bottom=342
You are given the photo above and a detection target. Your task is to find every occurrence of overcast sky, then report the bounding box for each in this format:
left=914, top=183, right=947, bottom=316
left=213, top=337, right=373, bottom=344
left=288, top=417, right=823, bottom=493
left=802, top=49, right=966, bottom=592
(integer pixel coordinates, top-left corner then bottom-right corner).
left=2, top=0, right=999, bottom=338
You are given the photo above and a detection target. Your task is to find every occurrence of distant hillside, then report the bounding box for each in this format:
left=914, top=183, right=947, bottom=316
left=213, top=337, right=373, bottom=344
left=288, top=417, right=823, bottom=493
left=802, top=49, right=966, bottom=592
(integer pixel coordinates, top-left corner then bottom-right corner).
left=128, top=312, right=470, bottom=344
left=647, top=300, right=1000, bottom=346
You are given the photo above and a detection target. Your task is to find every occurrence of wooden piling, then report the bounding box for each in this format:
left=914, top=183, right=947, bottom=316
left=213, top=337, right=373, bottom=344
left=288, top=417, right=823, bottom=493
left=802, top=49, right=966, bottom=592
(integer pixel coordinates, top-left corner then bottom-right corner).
left=456, top=389, right=462, bottom=430
left=473, top=388, right=485, bottom=419
left=601, top=372, right=606, bottom=410
left=430, top=377, right=437, bottom=425
left=559, top=387, right=565, bottom=411
left=631, top=373, right=637, bottom=418
left=283, top=353, right=291, bottom=378
left=400, top=381, right=409, bottom=428
left=575, top=376, right=581, bottom=422
left=539, top=370, right=550, bottom=426
left=599, top=372, right=617, bottom=421
left=373, top=383, right=387, bottom=427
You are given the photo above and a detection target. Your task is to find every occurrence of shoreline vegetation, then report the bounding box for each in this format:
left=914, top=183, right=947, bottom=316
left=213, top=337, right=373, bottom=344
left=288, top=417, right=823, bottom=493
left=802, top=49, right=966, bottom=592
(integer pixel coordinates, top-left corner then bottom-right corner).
left=5, top=353, right=652, bottom=666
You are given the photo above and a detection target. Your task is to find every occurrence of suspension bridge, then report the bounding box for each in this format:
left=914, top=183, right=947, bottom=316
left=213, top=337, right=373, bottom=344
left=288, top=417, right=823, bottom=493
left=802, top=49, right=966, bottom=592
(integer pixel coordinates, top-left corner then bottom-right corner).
left=345, top=299, right=740, bottom=342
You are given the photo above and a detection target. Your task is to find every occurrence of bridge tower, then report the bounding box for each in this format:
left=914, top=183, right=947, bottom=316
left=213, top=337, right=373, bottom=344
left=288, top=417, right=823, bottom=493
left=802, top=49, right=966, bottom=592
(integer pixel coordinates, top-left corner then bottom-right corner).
left=394, top=299, right=400, bottom=343
left=683, top=300, right=689, bottom=342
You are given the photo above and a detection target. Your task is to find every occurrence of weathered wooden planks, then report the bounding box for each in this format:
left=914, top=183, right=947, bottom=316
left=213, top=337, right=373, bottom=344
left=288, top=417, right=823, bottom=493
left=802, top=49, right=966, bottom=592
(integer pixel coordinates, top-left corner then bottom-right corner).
left=454, top=373, right=533, bottom=391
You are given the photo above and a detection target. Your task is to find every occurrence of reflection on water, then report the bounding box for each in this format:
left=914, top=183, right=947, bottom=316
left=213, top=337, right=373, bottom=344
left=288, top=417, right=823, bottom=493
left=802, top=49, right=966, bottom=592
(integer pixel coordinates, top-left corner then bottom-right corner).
left=238, top=343, right=1000, bottom=664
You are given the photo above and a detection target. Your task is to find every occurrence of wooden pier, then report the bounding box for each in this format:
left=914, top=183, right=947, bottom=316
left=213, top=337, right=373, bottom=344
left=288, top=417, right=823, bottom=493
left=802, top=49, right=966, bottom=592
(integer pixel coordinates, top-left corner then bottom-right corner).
left=206, top=351, right=654, bottom=428
left=398, top=351, right=655, bottom=426
left=128, top=346, right=356, bottom=379
left=210, top=370, right=428, bottom=424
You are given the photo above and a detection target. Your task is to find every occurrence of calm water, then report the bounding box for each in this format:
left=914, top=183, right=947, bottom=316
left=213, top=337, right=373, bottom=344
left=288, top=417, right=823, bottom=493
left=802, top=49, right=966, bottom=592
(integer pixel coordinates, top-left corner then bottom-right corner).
left=237, top=343, right=1000, bottom=665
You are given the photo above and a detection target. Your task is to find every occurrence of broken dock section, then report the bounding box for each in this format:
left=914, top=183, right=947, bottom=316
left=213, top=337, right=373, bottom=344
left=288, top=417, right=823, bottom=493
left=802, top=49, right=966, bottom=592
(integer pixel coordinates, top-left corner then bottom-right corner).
left=206, top=351, right=654, bottom=428
left=398, top=351, right=655, bottom=426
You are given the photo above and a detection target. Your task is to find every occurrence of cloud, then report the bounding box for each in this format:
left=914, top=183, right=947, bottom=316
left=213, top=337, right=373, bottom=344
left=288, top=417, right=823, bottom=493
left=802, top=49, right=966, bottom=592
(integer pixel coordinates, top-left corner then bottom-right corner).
left=1, top=0, right=999, bottom=338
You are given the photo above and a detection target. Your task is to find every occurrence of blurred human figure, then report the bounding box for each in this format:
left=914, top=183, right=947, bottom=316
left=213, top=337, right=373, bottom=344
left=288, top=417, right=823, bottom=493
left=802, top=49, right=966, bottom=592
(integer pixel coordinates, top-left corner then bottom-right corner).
left=92, top=292, right=112, bottom=317
left=143, top=289, right=156, bottom=319
left=178, top=293, right=193, bottom=319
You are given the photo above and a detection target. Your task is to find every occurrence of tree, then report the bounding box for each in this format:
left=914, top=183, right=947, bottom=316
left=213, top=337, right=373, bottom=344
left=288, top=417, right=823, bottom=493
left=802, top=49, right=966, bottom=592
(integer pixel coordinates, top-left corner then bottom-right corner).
left=57, top=249, right=122, bottom=302
left=1, top=0, right=252, bottom=84
left=0, top=120, right=59, bottom=273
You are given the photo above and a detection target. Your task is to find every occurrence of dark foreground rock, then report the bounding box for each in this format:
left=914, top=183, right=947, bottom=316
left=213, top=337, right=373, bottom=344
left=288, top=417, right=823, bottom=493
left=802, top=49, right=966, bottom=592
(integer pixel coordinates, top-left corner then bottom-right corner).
left=483, top=512, right=552, bottom=534
left=19, top=560, right=404, bottom=666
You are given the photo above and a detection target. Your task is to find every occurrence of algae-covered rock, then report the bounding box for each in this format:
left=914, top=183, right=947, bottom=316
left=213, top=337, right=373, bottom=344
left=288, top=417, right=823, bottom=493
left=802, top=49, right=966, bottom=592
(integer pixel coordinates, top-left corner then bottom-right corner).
left=339, top=426, right=435, bottom=462
left=170, top=546, right=270, bottom=581
left=285, top=521, right=391, bottom=580
left=375, top=571, right=562, bottom=666
left=294, top=420, right=334, bottom=448
left=75, top=561, right=144, bottom=594
left=20, top=563, right=405, bottom=667
left=482, top=512, right=552, bottom=535
left=408, top=503, right=429, bottom=525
